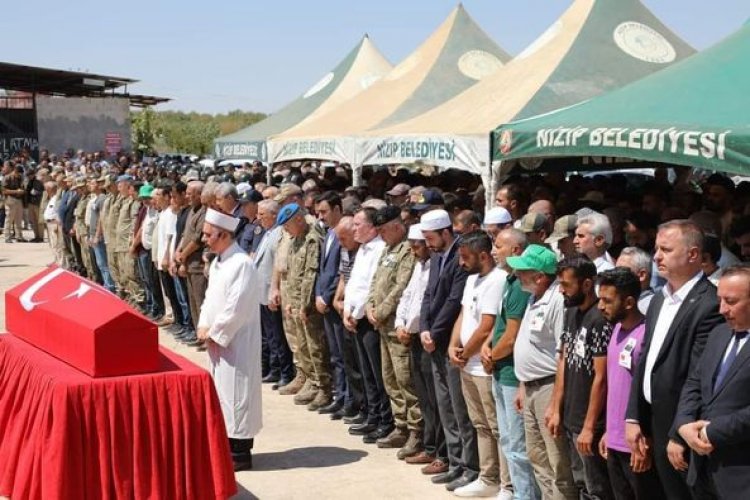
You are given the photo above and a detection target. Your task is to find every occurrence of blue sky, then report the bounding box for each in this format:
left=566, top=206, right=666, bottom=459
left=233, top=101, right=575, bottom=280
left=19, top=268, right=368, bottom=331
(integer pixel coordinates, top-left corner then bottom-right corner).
left=2, top=1, right=747, bottom=114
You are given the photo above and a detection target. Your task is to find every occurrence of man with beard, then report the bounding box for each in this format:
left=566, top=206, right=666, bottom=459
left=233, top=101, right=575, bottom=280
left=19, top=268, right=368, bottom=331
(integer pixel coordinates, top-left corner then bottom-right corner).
left=729, top=215, right=750, bottom=262
left=597, top=268, right=662, bottom=500
left=554, top=256, right=614, bottom=499
left=507, top=244, right=576, bottom=499
left=448, top=231, right=508, bottom=497
left=419, top=209, right=479, bottom=491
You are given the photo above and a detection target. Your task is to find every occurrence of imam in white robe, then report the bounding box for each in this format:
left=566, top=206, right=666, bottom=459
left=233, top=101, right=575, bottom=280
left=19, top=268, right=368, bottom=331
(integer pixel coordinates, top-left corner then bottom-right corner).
left=198, top=242, right=262, bottom=439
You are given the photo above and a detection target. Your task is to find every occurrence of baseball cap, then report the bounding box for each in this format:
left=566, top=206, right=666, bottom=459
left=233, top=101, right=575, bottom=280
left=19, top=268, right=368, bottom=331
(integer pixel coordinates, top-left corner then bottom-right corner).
left=386, top=183, right=410, bottom=196
left=138, top=184, right=154, bottom=198
left=276, top=203, right=300, bottom=225
left=274, top=183, right=303, bottom=203
left=373, top=205, right=401, bottom=227
left=412, top=189, right=445, bottom=211
left=545, top=215, right=578, bottom=244
left=238, top=189, right=263, bottom=204
left=116, top=174, right=134, bottom=184
left=518, top=212, right=548, bottom=233
left=506, top=244, right=558, bottom=275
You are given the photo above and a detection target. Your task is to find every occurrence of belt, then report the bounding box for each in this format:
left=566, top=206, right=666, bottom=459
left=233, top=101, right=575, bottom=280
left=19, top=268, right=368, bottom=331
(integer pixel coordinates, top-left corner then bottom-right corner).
left=524, top=374, right=556, bottom=388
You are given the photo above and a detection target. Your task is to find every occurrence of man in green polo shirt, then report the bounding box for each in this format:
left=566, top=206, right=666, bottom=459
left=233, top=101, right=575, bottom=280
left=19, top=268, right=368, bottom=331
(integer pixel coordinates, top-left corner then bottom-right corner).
left=482, top=227, right=541, bottom=500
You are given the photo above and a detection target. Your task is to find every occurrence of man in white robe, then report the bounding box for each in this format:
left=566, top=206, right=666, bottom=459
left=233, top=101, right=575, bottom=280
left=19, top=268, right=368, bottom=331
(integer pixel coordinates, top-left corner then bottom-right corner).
left=198, top=208, right=262, bottom=471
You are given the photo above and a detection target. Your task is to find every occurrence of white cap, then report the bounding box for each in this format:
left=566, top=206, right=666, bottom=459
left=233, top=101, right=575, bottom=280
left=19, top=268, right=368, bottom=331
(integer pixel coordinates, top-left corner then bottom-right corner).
left=236, top=182, right=251, bottom=196
left=362, top=198, right=387, bottom=210
left=408, top=223, right=425, bottom=241
left=484, top=206, right=512, bottom=225
left=420, top=209, right=452, bottom=232
left=205, top=208, right=239, bottom=233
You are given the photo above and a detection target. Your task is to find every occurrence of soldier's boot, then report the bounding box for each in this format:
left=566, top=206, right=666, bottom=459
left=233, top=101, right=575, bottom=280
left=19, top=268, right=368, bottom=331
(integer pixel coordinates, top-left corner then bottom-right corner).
left=306, top=388, right=332, bottom=412
left=293, top=381, right=317, bottom=405
left=279, top=371, right=306, bottom=396
left=377, top=426, right=409, bottom=449
left=396, top=430, right=424, bottom=459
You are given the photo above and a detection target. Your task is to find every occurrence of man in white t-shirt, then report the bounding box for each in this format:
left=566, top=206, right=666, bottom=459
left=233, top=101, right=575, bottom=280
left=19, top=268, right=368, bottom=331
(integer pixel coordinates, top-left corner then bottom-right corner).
left=448, top=231, right=507, bottom=497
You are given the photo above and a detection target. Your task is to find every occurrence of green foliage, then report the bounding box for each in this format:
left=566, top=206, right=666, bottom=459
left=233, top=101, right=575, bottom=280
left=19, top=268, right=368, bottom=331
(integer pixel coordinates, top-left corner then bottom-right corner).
left=131, top=107, right=158, bottom=155
left=130, top=109, right=266, bottom=155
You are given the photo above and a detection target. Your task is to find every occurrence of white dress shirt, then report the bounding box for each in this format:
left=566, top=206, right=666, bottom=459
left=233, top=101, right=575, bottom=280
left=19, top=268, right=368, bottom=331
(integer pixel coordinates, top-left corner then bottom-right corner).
left=43, top=193, right=58, bottom=221
left=594, top=252, right=615, bottom=273
left=395, top=259, right=431, bottom=333
left=642, top=271, right=704, bottom=403
left=344, top=236, right=385, bottom=320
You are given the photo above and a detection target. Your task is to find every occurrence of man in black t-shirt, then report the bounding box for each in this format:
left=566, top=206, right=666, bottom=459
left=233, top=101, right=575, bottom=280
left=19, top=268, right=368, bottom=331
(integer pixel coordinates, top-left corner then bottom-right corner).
left=555, top=256, right=614, bottom=500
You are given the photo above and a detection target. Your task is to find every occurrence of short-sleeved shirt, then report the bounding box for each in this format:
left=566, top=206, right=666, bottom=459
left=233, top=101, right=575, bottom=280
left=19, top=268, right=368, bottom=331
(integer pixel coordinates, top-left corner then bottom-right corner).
left=460, top=268, right=506, bottom=376
left=514, top=280, right=566, bottom=383
left=493, top=274, right=531, bottom=386
left=561, top=302, right=613, bottom=434
left=606, top=320, right=646, bottom=452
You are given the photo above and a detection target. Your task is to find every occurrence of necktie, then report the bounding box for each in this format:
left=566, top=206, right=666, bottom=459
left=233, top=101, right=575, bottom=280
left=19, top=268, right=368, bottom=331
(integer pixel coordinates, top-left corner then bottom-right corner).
left=714, top=331, right=749, bottom=392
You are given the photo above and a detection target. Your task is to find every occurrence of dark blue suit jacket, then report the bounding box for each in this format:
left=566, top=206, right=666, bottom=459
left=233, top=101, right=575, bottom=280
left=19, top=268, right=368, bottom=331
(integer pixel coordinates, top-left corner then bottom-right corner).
left=675, top=322, right=750, bottom=497
left=315, top=228, right=341, bottom=306
left=419, top=237, right=467, bottom=352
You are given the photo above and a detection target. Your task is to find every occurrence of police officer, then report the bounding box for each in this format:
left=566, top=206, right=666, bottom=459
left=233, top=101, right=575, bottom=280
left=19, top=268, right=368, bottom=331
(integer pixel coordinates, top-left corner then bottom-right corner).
left=281, top=203, right=332, bottom=411
left=366, top=206, right=422, bottom=451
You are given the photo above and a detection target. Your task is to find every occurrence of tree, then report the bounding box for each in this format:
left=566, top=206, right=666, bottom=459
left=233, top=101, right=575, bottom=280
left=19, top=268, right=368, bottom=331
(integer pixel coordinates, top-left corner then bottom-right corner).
left=131, top=107, right=158, bottom=155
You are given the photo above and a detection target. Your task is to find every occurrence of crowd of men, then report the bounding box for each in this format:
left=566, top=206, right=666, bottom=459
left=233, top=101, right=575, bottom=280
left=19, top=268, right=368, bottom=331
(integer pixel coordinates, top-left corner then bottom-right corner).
left=4, top=148, right=750, bottom=499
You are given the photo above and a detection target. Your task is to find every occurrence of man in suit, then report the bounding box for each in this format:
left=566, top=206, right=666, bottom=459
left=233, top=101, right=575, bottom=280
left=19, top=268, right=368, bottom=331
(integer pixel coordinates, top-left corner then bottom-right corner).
left=419, top=209, right=479, bottom=492
left=676, top=265, right=750, bottom=499
left=314, top=191, right=347, bottom=416
left=626, top=220, right=724, bottom=499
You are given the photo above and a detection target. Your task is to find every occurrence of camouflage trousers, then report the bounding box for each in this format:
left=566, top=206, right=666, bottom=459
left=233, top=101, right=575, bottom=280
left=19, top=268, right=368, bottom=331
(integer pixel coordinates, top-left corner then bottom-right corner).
left=379, top=328, right=423, bottom=432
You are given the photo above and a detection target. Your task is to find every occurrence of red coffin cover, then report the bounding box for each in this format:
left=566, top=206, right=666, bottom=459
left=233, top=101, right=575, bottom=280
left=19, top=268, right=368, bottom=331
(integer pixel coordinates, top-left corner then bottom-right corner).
left=4, top=266, right=159, bottom=377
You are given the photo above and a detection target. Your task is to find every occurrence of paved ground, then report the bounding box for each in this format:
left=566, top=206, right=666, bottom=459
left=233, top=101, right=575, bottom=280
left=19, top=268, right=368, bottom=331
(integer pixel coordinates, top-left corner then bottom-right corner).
left=0, top=233, right=454, bottom=499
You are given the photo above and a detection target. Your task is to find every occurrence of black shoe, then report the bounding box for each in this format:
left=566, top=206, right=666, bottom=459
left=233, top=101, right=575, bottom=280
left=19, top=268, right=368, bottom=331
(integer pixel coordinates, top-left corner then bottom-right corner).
left=318, top=399, right=343, bottom=415
left=446, top=471, right=479, bottom=492
left=331, top=404, right=358, bottom=421
left=431, top=468, right=463, bottom=485
left=233, top=455, right=253, bottom=472
left=262, top=373, right=280, bottom=384
left=174, top=327, right=192, bottom=339
left=348, top=422, right=378, bottom=436
left=363, top=424, right=395, bottom=444
left=343, top=412, right=366, bottom=425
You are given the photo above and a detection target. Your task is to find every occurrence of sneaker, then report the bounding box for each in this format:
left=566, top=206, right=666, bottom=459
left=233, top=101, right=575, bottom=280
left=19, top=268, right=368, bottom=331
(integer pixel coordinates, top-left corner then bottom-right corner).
left=453, top=478, right=499, bottom=498
left=496, top=488, right=513, bottom=500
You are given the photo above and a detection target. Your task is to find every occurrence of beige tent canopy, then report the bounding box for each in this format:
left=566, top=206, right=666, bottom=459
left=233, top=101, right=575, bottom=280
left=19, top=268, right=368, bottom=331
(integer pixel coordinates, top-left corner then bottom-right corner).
left=213, top=35, right=392, bottom=162
left=359, top=0, right=695, bottom=192
left=268, top=4, right=511, bottom=178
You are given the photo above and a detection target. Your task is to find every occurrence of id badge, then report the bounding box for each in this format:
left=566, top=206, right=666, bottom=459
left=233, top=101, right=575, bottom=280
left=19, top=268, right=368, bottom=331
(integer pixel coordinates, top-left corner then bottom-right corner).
left=530, top=311, right=545, bottom=333
left=574, top=328, right=587, bottom=358
left=619, top=337, right=637, bottom=370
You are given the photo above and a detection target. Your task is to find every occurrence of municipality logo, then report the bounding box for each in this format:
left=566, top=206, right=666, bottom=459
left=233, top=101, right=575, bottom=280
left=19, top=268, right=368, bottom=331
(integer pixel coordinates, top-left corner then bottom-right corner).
left=499, top=130, right=513, bottom=155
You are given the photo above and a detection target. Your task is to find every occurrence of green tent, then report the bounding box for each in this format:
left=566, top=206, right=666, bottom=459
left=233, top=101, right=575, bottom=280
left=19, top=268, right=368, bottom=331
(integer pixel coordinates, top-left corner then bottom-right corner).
left=212, top=35, right=392, bottom=162
left=493, top=20, right=750, bottom=175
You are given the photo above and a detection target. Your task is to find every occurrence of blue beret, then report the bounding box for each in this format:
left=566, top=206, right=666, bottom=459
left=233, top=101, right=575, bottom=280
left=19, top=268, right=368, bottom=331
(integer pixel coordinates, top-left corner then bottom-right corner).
left=276, top=203, right=300, bottom=226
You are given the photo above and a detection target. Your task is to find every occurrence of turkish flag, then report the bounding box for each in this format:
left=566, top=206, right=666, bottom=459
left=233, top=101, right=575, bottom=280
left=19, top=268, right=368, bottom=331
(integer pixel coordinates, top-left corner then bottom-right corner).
left=4, top=266, right=159, bottom=377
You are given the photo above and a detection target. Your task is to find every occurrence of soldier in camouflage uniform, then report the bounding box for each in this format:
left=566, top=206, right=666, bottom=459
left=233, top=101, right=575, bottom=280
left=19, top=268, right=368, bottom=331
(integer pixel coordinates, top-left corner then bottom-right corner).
left=281, top=203, right=332, bottom=411
left=366, top=206, right=422, bottom=453
left=72, top=178, right=96, bottom=280
left=114, top=176, right=139, bottom=304
left=105, top=177, right=125, bottom=294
